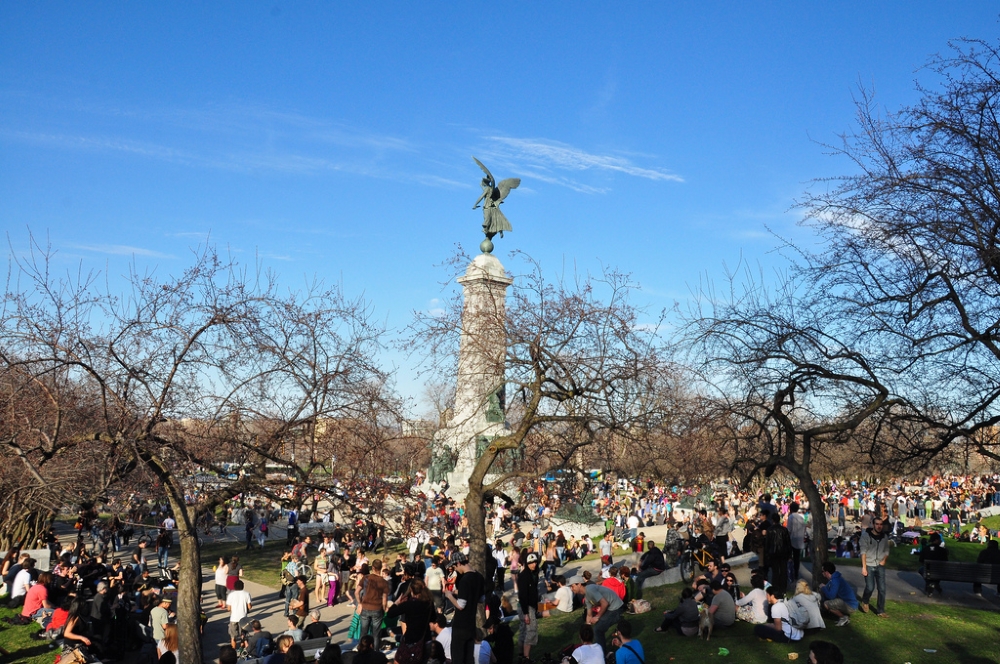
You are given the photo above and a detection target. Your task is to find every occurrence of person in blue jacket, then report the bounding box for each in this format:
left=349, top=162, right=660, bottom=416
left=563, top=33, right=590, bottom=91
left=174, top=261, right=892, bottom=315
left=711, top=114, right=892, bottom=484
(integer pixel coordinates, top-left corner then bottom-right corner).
left=819, top=561, right=858, bottom=626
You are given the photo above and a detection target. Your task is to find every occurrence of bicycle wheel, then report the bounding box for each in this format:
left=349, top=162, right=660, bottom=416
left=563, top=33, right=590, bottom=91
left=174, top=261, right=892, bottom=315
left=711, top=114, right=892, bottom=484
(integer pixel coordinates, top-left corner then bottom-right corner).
left=301, top=566, right=315, bottom=583
left=138, top=534, right=153, bottom=546
left=679, top=552, right=695, bottom=584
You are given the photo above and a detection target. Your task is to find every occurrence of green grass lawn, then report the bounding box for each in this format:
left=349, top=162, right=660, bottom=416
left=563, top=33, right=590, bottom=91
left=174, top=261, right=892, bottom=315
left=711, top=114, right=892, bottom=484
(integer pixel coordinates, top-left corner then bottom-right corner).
left=200, top=540, right=291, bottom=590
left=0, top=602, right=52, bottom=664
left=531, top=583, right=1000, bottom=664
left=827, top=514, right=1000, bottom=573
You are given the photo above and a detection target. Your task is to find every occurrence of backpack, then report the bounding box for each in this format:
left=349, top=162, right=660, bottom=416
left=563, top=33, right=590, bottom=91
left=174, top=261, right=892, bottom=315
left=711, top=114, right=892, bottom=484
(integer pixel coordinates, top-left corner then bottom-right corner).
left=767, top=526, right=792, bottom=559
left=628, top=598, right=651, bottom=614
left=783, top=598, right=809, bottom=628
left=256, top=635, right=275, bottom=657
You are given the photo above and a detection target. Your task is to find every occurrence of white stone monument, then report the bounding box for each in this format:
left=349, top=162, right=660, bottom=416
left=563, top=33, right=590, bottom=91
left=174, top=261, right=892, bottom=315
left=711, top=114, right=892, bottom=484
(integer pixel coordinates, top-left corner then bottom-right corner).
left=430, top=252, right=512, bottom=500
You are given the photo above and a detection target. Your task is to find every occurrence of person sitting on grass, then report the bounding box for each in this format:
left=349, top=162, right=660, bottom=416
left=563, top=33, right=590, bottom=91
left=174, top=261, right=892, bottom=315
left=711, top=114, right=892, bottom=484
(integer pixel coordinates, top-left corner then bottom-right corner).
left=790, top=580, right=825, bottom=630
left=541, top=575, right=574, bottom=616
left=753, top=587, right=803, bottom=643
left=565, top=624, right=604, bottom=664
left=735, top=573, right=768, bottom=624
left=818, top=561, right=857, bottom=627
left=614, top=619, right=644, bottom=664
left=708, top=579, right=736, bottom=630
left=655, top=587, right=700, bottom=636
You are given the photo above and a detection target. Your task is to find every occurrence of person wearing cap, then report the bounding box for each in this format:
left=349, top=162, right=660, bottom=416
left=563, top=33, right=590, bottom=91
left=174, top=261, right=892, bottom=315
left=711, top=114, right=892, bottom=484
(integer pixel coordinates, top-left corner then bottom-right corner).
left=516, top=552, right=541, bottom=661
left=150, top=595, right=173, bottom=642
left=569, top=574, right=623, bottom=652
left=443, top=552, right=484, bottom=664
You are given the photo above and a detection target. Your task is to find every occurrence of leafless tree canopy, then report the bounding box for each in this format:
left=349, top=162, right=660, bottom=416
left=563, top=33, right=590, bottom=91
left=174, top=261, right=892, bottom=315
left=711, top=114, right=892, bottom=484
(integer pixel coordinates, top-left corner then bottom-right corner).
left=2, top=237, right=398, bottom=664
left=800, top=38, right=1000, bottom=464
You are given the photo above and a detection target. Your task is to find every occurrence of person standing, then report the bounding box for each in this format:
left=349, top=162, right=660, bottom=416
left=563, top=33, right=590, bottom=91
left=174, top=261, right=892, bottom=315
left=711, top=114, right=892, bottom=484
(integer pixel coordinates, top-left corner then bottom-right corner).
left=764, top=511, right=791, bottom=597
left=516, top=553, right=541, bottom=661
left=614, top=619, right=644, bottom=664
left=570, top=575, right=624, bottom=652
left=155, top=529, right=172, bottom=577
left=289, top=576, right=310, bottom=629
left=859, top=517, right=890, bottom=617
left=787, top=503, right=807, bottom=580
left=355, top=560, right=390, bottom=646
left=444, top=553, right=484, bottom=664
left=226, top=580, right=252, bottom=649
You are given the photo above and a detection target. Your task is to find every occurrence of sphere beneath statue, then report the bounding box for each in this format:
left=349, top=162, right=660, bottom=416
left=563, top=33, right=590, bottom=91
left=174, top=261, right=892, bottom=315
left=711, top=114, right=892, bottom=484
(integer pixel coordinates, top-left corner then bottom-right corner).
left=480, top=238, right=494, bottom=254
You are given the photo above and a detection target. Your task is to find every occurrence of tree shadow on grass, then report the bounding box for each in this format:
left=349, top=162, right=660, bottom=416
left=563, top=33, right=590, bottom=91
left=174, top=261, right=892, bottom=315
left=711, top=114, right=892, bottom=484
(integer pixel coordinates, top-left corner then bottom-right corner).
left=0, top=642, right=57, bottom=664
left=942, top=641, right=998, bottom=664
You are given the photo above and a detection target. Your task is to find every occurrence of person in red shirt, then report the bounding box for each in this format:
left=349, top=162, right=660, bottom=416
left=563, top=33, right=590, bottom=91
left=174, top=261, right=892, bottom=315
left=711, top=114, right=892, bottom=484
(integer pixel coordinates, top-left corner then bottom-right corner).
left=602, top=567, right=626, bottom=601
left=22, top=571, right=53, bottom=622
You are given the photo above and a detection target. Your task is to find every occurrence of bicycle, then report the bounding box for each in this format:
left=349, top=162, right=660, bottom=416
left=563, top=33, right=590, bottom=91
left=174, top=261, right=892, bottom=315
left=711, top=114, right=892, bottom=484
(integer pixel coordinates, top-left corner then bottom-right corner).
left=678, top=540, right=716, bottom=584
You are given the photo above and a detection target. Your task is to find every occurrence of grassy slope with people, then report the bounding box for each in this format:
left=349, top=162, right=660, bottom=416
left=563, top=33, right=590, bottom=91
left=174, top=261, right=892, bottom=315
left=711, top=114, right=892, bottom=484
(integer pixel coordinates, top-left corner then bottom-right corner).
left=531, top=583, right=1000, bottom=664
left=831, top=515, right=1000, bottom=572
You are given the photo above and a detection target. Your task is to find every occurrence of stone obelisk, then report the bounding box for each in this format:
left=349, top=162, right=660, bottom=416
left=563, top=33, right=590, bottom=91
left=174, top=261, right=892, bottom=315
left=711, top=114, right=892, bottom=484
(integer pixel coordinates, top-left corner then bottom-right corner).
left=441, top=252, right=512, bottom=499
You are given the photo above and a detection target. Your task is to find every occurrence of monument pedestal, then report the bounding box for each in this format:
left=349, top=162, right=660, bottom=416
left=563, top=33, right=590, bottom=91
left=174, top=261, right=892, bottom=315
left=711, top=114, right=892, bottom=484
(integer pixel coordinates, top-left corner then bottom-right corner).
left=429, top=253, right=512, bottom=502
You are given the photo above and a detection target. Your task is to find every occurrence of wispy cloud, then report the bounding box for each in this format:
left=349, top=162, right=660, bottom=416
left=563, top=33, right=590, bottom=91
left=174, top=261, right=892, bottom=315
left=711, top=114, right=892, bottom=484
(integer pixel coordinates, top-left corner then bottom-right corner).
left=484, top=136, right=683, bottom=186
left=69, top=243, right=176, bottom=259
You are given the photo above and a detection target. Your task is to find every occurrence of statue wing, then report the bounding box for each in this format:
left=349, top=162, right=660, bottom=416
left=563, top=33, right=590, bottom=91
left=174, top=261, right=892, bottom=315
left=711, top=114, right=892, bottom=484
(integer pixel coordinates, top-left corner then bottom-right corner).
left=473, top=156, right=494, bottom=185
left=496, top=178, right=520, bottom=202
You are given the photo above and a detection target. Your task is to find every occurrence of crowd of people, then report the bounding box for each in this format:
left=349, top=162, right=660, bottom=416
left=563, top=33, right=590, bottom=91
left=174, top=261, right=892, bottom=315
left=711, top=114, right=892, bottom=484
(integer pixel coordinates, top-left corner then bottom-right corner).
left=4, top=470, right=997, bottom=664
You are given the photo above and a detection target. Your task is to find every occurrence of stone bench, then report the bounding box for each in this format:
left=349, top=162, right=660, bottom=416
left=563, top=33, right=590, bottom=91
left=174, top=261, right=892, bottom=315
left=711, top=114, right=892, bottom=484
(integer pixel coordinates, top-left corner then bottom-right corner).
left=238, top=636, right=337, bottom=663
left=641, top=552, right=759, bottom=591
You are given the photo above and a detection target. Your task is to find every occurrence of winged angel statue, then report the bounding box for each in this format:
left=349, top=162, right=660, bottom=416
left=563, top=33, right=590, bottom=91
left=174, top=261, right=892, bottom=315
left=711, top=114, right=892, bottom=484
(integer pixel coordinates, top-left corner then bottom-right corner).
left=472, top=157, right=519, bottom=253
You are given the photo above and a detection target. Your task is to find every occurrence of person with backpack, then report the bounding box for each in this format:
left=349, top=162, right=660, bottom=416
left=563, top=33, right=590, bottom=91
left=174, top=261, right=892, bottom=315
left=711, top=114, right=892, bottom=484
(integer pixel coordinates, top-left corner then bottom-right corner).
left=752, top=587, right=803, bottom=643
left=245, top=620, right=274, bottom=659
left=763, top=511, right=792, bottom=597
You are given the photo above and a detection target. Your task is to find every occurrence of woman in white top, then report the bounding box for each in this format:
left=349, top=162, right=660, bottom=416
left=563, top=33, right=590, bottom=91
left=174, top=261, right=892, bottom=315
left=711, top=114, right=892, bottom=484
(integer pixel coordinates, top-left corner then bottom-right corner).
left=214, top=556, right=229, bottom=609
left=735, top=574, right=768, bottom=624
left=571, top=625, right=604, bottom=664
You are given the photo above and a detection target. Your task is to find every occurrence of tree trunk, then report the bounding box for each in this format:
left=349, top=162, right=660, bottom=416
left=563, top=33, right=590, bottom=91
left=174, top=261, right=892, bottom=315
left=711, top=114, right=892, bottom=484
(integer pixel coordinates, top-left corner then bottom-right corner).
left=464, top=448, right=497, bottom=587
left=165, top=492, right=203, bottom=664
left=0, top=508, right=50, bottom=552
left=796, top=474, right=829, bottom=589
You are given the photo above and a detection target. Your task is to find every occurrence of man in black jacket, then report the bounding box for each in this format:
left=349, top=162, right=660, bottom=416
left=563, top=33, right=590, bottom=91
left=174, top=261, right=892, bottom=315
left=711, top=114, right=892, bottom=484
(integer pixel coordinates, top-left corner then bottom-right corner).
left=633, top=543, right=666, bottom=599
left=444, top=553, right=484, bottom=664
left=516, top=553, right=541, bottom=662
left=763, top=511, right=792, bottom=597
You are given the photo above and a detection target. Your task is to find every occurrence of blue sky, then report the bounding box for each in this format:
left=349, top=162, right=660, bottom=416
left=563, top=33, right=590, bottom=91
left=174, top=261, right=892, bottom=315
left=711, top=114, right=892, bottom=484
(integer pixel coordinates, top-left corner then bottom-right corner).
left=2, top=3, right=998, bottom=410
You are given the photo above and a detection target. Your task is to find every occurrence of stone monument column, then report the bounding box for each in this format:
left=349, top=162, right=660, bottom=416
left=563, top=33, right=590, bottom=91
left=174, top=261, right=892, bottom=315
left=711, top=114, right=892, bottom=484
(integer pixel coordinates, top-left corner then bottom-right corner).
left=425, top=158, right=519, bottom=501
left=441, top=252, right=512, bottom=499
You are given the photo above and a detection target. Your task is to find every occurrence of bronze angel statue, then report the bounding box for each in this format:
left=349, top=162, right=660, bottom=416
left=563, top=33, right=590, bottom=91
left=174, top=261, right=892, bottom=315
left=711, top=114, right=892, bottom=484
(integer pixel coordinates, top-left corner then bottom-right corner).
left=472, top=157, right=520, bottom=247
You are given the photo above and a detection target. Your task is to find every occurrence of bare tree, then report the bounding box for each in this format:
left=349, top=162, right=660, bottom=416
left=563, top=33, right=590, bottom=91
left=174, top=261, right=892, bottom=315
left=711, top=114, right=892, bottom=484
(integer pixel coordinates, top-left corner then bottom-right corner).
left=683, top=273, right=903, bottom=579
left=800, top=37, right=1000, bottom=464
left=2, top=238, right=395, bottom=664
